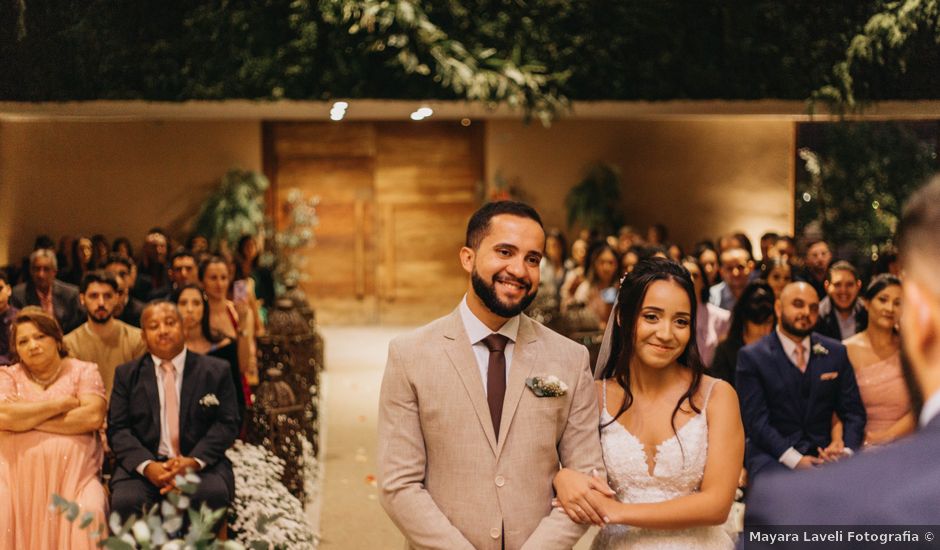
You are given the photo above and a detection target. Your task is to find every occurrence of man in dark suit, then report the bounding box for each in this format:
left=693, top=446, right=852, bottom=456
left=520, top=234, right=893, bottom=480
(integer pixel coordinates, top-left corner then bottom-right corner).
left=744, top=176, right=940, bottom=534
left=736, top=281, right=866, bottom=480
left=813, top=261, right=867, bottom=341
left=108, top=301, right=239, bottom=521
left=10, top=249, right=84, bottom=333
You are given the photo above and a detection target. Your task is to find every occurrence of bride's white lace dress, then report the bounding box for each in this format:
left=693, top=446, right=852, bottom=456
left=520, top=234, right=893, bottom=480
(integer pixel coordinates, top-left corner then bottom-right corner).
left=591, top=379, right=733, bottom=550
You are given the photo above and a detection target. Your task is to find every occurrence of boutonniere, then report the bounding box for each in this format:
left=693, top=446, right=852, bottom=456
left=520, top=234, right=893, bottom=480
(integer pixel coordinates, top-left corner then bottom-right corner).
left=812, top=343, right=829, bottom=356
left=525, top=375, right=568, bottom=398
left=199, top=393, right=220, bottom=407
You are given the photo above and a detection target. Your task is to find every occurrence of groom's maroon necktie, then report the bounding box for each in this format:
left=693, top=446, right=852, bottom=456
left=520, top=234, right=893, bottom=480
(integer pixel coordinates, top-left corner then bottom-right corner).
left=483, top=333, right=510, bottom=439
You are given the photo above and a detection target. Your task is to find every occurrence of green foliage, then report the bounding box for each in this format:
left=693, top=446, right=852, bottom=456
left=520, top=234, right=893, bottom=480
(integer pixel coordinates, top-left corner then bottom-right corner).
left=193, top=169, right=269, bottom=252
left=565, top=163, right=623, bottom=235
left=3, top=1, right=923, bottom=113
left=796, top=122, right=939, bottom=269
left=53, top=472, right=241, bottom=549
left=815, top=0, right=940, bottom=111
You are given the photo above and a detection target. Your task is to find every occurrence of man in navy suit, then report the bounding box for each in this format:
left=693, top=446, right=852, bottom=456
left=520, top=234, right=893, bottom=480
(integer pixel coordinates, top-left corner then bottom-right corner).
left=108, top=301, right=240, bottom=521
left=736, top=281, right=866, bottom=479
left=744, top=176, right=940, bottom=530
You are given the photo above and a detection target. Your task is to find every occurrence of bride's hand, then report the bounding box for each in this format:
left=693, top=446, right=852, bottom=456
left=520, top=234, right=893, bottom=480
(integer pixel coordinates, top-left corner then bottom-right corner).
left=552, top=468, right=615, bottom=526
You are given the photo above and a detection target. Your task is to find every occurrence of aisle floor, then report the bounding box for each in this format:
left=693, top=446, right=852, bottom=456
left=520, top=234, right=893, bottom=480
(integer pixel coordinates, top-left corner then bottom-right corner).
left=316, top=325, right=596, bottom=550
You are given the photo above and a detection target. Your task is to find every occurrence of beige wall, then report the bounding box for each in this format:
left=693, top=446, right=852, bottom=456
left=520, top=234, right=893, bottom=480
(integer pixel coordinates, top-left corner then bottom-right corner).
left=1, top=116, right=795, bottom=270
left=485, top=119, right=795, bottom=253
left=0, top=120, right=262, bottom=265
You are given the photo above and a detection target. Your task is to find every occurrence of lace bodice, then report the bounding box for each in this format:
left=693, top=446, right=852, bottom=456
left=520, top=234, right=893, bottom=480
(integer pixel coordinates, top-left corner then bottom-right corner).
left=591, top=378, right=733, bottom=550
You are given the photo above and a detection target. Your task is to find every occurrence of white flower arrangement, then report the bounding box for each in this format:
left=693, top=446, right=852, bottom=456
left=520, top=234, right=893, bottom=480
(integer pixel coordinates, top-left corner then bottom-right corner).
left=199, top=393, right=220, bottom=407
left=226, top=440, right=318, bottom=549
left=525, top=375, right=568, bottom=397
left=812, top=343, right=829, bottom=356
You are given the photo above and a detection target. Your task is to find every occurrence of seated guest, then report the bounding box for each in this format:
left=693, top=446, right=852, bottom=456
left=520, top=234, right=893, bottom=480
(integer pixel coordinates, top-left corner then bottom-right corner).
left=103, top=255, right=145, bottom=328
left=90, top=234, right=110, bottom=269
left=843, top=274, right=913, bottom=446
left=0, top=271, right=18, bottom=365
left=235, top=235, right=275, bottom=317
left=708, top=247, right=751, bottom=311
left=11, top=249, right=83, bottom=333
left=135, top=228, right=169, bottom=300
left=0, top=309, right=107, bottom=548
left=815, top=260, right=867, bottom=341
left=15, top=234, right=55, bottom=286
left=175, top=284, right=248, bottom=425
left=201, top=256, right=258, bottom=385
left=760, top=256, right=792, bottom=299
left=798, top=239, right=832, bottom=299
left=108, top=302, right=239, bottom=522
left=710, top=280, right=776, bottom=387
left=149, top=250, right=199, bottom=302
left=63, top=236, right=94, bottom=286
left=111, top=237, right=134, bottom=260
left=64, top=271, right=147, bottom=398
left=736, top=282, right=866, bottom=481
left=681, top=256, right=730, bottom=368
left=562, top=242, right=620, bottom=330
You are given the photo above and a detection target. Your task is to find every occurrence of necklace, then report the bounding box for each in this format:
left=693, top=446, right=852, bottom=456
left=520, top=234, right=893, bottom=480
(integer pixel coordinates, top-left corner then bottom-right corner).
left=26, top=361, right=64, bottom=390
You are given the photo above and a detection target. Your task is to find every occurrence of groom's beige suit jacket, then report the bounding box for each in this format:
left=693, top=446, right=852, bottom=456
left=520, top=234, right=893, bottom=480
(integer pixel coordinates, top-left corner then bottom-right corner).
left=377, top=308, right=605, bottom=550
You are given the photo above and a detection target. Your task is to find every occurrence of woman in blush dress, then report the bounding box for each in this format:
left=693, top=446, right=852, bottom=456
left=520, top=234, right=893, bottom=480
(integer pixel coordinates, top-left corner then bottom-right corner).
left=0, top=308, right=107, bottom=549
left=843, top=274, right=913, bottom=446
left=553, top=259, right=743, bottom=550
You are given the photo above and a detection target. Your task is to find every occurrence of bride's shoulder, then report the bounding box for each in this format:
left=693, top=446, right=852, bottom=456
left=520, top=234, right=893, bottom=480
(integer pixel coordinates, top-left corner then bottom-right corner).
left=697, top=375, right=737, bottom=409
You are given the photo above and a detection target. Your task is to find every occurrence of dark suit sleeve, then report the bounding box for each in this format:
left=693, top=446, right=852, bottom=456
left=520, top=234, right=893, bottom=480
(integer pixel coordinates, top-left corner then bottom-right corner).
left=108, top=361, right=157, bottom=473
left=189, top=358, right=240, bottom=467
left=833, top=347, right=866, bottom=450
left=736, top=346, right=793, bottom=460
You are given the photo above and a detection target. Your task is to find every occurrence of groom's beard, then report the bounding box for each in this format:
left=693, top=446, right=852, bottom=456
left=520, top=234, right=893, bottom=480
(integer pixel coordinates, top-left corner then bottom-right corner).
left=471, top=269, right=537, bottom=318
left=899, top=346, right=925, bottom=424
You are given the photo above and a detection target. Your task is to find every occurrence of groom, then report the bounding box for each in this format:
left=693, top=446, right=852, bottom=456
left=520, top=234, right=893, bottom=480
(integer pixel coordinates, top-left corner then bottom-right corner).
left=377, top=201, right=605, bottom=550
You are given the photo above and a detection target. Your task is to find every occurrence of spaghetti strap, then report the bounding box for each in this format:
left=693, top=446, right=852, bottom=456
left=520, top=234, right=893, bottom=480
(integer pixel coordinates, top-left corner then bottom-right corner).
left=701, top=378, right=719, bottom=411
left=602, top=379, right=609, bottom=411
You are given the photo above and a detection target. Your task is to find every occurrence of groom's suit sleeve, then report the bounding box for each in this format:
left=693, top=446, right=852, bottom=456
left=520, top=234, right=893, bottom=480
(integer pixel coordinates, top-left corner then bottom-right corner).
left=522, top=345, right=604, bottom=550
left=376, top=340, right=475, bottom=550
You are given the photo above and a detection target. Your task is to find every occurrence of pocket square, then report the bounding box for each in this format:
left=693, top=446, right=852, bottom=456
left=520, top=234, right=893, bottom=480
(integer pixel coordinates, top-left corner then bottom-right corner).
left=820, top=372, right=839, bottom=381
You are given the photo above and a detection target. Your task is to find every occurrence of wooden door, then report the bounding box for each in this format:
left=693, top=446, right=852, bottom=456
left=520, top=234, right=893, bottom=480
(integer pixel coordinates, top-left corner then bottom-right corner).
left=265, top=121, right=483, bottom=325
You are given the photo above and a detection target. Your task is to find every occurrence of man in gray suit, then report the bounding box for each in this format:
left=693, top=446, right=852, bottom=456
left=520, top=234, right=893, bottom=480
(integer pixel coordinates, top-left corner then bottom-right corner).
left=745, top=175, right=940, bottom=531
left=377, top=201, right=605, bottom=550
left=11, top=249, right=83, bottom=333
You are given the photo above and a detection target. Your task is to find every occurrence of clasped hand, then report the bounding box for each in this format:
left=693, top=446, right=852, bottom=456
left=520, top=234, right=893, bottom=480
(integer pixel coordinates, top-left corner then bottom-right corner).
left=552, top=468, right=617, bottom=526
left=143, top=457, right=200, bottom=495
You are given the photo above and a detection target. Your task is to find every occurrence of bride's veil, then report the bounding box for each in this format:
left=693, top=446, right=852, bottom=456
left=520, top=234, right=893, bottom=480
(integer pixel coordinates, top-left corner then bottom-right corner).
left=593, top=296, right=620, bottom=380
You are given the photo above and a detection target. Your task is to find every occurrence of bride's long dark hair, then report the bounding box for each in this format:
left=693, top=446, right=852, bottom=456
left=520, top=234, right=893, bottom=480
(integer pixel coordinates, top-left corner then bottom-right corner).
left=599, top=258, right=706, bottom=436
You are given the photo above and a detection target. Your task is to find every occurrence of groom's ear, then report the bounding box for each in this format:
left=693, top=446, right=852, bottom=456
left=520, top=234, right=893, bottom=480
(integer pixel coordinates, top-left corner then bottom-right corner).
left=459, top=246, right=475, bottom=274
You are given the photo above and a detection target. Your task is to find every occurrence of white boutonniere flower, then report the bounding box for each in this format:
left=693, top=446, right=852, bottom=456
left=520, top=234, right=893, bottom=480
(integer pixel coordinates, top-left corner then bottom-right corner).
left=812, top=343, right=829, bottom=356
left=199, top=393, right=220, bottom=407
left=525, top=375, right=568, bottom=397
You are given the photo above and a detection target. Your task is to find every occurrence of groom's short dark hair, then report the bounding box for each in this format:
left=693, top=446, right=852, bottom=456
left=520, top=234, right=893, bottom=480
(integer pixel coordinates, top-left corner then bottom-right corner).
left=465, top=201, right=544, bottom=250
left=899, top=174, right=940, bottom=276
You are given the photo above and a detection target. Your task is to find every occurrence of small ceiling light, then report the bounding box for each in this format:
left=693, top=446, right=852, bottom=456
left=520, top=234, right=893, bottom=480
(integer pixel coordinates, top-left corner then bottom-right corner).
left=410, top=106, right=433, bottom=121
left=460, top=118, right=471, bottom=127
left=330, top=101, right=348, bottom=121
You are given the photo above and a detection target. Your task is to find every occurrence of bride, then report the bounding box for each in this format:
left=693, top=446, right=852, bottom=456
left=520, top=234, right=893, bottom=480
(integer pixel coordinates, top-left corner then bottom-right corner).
left=554, top=258, right=744, bottom=549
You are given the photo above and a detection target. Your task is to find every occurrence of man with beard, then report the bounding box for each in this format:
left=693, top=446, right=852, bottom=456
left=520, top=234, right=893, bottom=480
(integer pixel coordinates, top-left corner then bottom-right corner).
left=377, top=201, right=605, bottom=550
left=743, top=177, right=940, bottom=536
left=736, top=281, right=865, bottom=481
left=64, top=271, right=146, bottom=398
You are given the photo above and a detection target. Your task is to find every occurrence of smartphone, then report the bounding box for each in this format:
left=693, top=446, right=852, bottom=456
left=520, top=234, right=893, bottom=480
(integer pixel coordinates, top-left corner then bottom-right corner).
left=233, top=279, right=249, bottom=303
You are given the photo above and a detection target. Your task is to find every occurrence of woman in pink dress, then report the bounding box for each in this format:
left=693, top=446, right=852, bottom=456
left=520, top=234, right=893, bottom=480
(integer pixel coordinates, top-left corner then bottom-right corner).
left=0, top=308, right=107, bottom=548
left=843, top=274, right=914, bottom=447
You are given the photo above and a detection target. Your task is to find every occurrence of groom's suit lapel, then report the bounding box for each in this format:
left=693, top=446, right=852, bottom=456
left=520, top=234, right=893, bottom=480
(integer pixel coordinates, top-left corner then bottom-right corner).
left=138, top=355, right=161, bottom=432
left=496, top=315, right=538, bottom=458
left=442, top=310, right=499, bottom=456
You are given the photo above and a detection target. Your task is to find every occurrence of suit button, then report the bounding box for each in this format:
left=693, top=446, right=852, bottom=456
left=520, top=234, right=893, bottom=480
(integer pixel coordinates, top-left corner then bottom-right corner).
left=490, top=527, right=500, bottom=539
left=495, top=475, right=505, bottom=487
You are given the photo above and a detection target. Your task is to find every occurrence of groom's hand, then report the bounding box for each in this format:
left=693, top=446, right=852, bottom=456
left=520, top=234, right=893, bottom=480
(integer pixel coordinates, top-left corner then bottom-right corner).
left=552, top=468, right=616, bottom=526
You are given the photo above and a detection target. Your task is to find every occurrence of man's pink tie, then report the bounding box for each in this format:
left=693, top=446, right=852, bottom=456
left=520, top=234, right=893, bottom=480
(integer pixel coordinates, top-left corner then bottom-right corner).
left=795, top=343, right=807, bottom=373
left=160, top=361, right=181, bottom=456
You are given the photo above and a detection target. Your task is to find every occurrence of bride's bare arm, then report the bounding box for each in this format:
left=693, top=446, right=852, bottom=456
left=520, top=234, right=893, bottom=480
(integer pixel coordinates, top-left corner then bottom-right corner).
left=589, top=380, right=744, bottom=528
